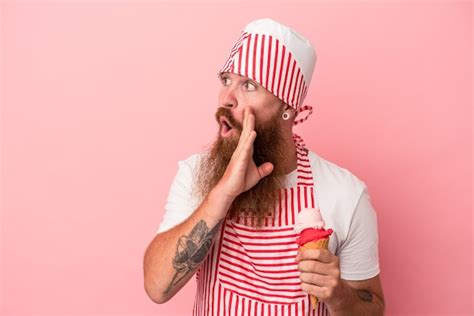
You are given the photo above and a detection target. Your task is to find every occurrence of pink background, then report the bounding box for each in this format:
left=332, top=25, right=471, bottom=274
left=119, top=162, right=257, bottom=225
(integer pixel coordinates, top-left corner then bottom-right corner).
left=0, top=1, right=472, bottom=315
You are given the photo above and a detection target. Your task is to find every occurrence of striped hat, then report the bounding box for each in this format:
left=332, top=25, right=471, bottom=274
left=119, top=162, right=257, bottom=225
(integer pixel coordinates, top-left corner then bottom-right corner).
left=218, top=18, right=317, bottom=125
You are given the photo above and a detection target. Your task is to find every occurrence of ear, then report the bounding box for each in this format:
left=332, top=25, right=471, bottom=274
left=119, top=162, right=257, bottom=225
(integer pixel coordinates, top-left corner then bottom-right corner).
left=280, top=102, right=289, bottom=113
left=282, top=103, right=296, bottom=118
left=282, top=102, right=294, bottom=111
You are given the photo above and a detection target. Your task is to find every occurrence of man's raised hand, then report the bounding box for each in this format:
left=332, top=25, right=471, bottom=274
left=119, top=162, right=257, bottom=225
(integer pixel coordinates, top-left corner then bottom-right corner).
left=216, top=107, right=274, bottom=201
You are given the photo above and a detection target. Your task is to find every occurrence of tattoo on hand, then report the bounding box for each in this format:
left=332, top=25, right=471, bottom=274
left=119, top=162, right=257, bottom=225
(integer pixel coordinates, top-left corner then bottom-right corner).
left=164, top=219, right=224, bottom=295
left=356, top=289, right=373, bottom=302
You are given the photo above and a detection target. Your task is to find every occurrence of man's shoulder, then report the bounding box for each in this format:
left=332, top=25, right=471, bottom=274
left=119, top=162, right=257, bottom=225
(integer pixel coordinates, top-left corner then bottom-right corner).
left=307, top=149, right=367, bottom=195
left=178, top=152, right=203, bottom=167
left=306, top=149, right=369, bottom=239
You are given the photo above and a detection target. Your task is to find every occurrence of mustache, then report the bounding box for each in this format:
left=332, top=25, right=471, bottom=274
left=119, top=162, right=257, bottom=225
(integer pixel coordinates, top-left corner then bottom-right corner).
left=214, top=107, right=243, bottom=131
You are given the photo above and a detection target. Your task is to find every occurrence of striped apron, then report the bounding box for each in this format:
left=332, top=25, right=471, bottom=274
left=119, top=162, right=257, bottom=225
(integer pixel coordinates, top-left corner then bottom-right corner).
left=193, top=134, right=331, bottom=316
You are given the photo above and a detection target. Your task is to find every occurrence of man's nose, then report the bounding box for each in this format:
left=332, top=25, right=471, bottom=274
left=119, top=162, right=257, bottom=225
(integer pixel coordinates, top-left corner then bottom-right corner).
left=220, top=86, right=238, bottom=109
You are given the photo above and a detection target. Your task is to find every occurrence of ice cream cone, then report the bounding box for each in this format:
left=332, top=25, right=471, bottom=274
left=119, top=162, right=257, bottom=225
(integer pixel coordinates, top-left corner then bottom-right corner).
left=300, top=237, right=330, bottom=309
left=295, top=208, right=333, bottom=310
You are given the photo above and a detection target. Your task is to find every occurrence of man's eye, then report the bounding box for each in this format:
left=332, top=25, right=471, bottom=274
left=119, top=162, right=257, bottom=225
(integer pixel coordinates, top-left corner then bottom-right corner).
left=221, top=77, right=230, bottom=85
left=244, top=81, right=257, bottom=91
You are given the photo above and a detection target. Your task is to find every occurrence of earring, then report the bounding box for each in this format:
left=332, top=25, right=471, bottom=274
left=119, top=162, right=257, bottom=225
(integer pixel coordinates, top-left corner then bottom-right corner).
left=282, top=112, right=290, bottom=120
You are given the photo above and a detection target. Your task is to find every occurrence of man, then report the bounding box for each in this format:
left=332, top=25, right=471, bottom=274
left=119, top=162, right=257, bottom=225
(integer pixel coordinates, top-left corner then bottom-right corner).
left=144, top=18, right=385, bottom=315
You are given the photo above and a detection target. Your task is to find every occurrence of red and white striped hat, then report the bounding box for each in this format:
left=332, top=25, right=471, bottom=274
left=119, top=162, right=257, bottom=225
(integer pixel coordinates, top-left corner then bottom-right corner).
left=218, top=18, right=317, bottom=125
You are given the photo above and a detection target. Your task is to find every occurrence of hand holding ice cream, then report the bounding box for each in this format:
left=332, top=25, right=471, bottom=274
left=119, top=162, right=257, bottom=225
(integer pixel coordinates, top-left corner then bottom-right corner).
left=294, top=208, right=343, bottom=309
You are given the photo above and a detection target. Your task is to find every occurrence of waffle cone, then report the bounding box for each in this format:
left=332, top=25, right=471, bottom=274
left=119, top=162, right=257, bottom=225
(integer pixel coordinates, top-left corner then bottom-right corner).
left=300, top=238, right=330, bottom=309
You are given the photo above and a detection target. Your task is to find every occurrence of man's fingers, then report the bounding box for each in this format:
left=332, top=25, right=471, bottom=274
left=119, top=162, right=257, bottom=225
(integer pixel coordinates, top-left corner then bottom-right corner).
left=257, top=162, right=274, bottom=179
left=241, top=107, right=250, bottom=136
left=300, top=272, right=330, bottom=287
left=241, top=130, right=256, bottom=161
left=234, top=107, right=250, bottom=154
left=241, top=108, right=255, bottom=144
left=297, top=249, right=333, bottom=264
left=241, top=107, right=255, bottom=137
left=298, top=259, right=332, bottom=276
left=242, top=110, right=255, bottom=148
left=235, top=108, right=255, bottom=156
left=247, top=108, right=255, bottom=132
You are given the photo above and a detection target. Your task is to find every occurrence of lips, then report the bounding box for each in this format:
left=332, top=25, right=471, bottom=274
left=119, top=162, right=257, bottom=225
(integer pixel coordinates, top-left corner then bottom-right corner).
left=219, top=116, right=234, bottom=137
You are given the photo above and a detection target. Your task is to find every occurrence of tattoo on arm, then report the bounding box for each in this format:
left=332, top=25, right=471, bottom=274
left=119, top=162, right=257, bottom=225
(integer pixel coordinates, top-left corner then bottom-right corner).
left=356, top=289, right=373, bottom=303
left=164, top=219, right=224, bottom=295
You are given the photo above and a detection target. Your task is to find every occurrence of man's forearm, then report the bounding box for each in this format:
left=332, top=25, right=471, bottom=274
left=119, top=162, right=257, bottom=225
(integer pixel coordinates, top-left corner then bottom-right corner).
left=327, top=280, right=385, bottom=316
left=143, top=186, right=232, bottom=304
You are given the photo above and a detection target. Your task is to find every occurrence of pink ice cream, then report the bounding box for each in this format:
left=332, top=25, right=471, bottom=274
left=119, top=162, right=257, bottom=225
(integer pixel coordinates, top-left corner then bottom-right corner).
left=294, top=208, right=333, bottom=246
left=294, top=208, right=326, bottom=233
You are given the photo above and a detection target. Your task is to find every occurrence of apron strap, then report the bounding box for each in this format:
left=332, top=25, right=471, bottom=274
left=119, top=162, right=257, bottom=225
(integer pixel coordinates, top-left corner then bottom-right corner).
left=292, top=132, right=319, bottom=211
left=292, top=132, right=307, bottom=150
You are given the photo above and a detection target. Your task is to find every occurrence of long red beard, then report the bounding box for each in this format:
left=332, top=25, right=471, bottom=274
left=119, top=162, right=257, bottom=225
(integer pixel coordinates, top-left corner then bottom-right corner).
left=193, top=106, right=288, bottom=227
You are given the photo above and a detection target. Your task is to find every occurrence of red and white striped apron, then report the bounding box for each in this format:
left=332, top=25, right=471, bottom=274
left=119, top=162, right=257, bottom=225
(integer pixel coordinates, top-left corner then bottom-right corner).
left=193, top=134, right=331, bottom=316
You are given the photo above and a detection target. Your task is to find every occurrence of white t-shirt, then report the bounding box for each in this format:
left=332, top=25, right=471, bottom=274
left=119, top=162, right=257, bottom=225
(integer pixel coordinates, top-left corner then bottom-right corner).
left=156, top=149, right=380, bottom=281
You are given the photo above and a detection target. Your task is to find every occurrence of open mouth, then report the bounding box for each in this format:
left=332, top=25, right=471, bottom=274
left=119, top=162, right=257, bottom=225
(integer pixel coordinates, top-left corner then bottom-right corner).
left=219, top=116, right=234, bottom=137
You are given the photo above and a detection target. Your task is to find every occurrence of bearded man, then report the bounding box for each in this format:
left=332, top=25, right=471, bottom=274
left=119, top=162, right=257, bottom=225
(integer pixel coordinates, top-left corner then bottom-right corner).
left=144, top=18, right=385, bottom=316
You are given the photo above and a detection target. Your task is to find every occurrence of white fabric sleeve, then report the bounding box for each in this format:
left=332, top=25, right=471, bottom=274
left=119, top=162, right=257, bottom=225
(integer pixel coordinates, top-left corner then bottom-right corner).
left=156, top=156, right=200, bottom=234
left=337, top=184, right=381, bottom=281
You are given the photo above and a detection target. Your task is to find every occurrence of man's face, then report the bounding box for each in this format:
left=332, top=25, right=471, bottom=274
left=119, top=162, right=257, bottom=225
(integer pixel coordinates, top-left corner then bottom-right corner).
left=192, top=72, right=288, bottom=227
left=217, top=72, right=284, bottom=138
